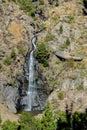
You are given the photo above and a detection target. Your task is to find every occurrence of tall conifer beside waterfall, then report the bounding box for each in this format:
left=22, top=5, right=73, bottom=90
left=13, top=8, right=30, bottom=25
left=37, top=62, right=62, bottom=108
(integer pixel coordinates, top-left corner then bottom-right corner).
left=19, top=112, right=38, bottom=130
left=41, top=103, right=56, bottom=130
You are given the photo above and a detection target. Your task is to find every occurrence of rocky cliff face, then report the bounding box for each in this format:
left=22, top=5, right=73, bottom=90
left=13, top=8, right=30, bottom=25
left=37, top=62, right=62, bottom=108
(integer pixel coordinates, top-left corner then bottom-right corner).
left=0, top=1, right=50, bottom=113
left=37, top=0, right=87, bottom=112
left=0, top=0, right=87, bottom=114
left=0, top=1, right=33, bottom=113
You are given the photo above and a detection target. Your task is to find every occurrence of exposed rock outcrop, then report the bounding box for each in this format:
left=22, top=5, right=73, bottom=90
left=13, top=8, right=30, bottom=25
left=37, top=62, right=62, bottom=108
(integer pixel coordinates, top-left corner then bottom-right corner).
left=55, top=50, right=83, bottom=61
left=0, top=0, right=87, bottom=114
left=37, top=0, right=87, bottom=112
left=0, top=1, right=33, bottom=113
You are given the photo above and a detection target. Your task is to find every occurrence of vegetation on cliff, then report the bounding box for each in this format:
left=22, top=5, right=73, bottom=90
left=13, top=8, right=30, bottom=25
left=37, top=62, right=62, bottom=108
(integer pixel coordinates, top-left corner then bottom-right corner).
left=35, top=42, right=50, bottom=67
left=1, top=103, right=87, bottom=130
left=0, top=0, right=87, bottom=129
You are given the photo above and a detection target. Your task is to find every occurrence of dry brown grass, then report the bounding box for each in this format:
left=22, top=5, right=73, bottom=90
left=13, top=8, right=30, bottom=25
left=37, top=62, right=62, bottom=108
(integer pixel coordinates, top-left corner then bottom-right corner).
left=49, top=2, right=77, bottom=16
left=8, top=22, right=22, bottom=42
left=0, top=104, right=19, bottom=123
left=48, top=89, right=87, bottom=113
left=44, top=1, right=78, bottom=30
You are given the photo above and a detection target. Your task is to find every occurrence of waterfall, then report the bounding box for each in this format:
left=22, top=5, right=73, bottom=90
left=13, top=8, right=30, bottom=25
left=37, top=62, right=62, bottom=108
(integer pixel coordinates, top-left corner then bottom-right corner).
left=24, top=36, right=40, bottom=111
left=22, top=32, right=48, bottom=112
left=21, top=34, right=48, bottom=112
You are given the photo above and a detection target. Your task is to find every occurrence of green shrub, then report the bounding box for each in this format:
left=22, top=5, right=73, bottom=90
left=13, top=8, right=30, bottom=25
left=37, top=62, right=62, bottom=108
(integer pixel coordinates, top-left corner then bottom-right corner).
left=19, top=112, right=39, bottom=130
left=11, top=50, right=17, bottom=60
left=52, top=14, right=59, bottom=23
left=41, top=103, right=56, bottom=130
left=18, top=47, right=25, bottom=55
left=29, top=8, right=35, bottom=17
left=77, top=84, right=84, bottom=91
left=19, top=0, right=35, bottom=17
left=39, top=23, right=46, bottom=30
left=45, top=33, right=55, bottom=42
left=60, top=38, right=70, bottom=50
left=58, top=91, right=64, bottom=100
left=65, top=38, right=70, bottom=46
left=0, top=115, right=2, bottom=124
left=55, top=110, right=66, bottom=122
left=55, top=0, right=59, bottom=6
left=59, top=25, right=63, bottom=34
left=56, top=108, right=87, bottom=130
left=36, top=42, right=50, bottom=67
left=1, top=120, right=18, bottom=130
left=0, top=5, right=3, bottom=12
left=0, top=63, right=2, bottom=70
left=39, top=0, right=44, bottom=5
left=37, top=5, right=44, bottom=11
left=69, top=15, right=74, bottom=22
left=56, top=59, right=61, bottom=64
left=3, top=57, right=12, bottom=65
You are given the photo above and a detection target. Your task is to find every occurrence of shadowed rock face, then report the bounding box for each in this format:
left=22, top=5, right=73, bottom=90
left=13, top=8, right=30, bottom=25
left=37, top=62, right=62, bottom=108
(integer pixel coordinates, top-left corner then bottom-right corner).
left=19, top=54, right=50, bottom=112
left=83, top=8, right=87, bottom=15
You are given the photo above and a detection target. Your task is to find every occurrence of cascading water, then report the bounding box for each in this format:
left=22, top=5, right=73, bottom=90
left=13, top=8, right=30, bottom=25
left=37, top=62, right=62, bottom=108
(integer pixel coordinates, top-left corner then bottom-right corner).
left=24, top=36, right=40, bottom=111
left=25, top=36, right=41, bottom=111
left=22, top=32, right=48, bottom=112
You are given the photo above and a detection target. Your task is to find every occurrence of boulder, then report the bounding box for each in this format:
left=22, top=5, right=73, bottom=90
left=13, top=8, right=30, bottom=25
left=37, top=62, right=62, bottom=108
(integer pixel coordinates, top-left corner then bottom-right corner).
left=6, top=100, right=17, bottom=113
left=55, top=50, right=83, bottom=61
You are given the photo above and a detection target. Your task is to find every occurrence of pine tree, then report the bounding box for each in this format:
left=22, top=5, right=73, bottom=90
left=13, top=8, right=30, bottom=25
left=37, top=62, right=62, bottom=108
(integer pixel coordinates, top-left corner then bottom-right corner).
left=41, top=103, right=56, bottom=130
left=19, top=112, right=40, bottom=130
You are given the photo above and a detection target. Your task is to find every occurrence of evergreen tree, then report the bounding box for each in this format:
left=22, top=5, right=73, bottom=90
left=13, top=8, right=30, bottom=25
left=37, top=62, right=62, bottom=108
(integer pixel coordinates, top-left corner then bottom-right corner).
left=35, top=42, right=50, bottom=67
left=41, top=103, right=56, bottom=130
left=19, top=112, right=40, bottom=130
